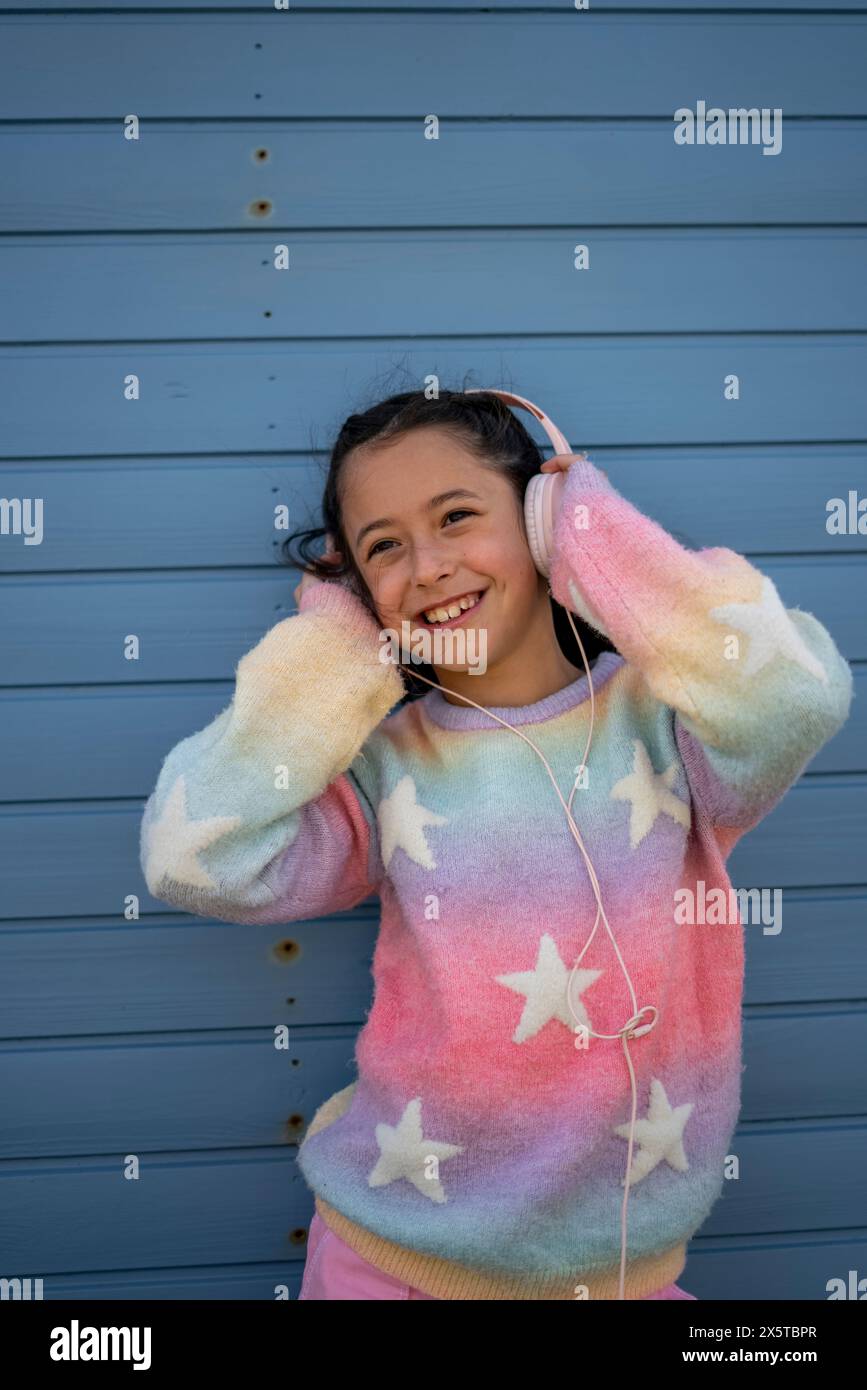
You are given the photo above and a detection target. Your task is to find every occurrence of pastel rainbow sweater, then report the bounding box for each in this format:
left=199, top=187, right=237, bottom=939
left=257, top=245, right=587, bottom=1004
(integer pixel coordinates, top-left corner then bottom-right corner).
left=139, top=458, right=853, bottom=1299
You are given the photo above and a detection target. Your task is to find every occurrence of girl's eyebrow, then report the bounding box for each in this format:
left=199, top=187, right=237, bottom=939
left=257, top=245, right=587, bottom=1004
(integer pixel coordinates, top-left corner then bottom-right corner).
left=355, top=489, right=484, bottom=549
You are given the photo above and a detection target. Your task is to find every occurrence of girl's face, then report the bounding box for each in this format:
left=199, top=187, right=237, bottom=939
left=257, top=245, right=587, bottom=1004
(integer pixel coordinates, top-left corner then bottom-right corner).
left=339, top=426, right=552, bottom=674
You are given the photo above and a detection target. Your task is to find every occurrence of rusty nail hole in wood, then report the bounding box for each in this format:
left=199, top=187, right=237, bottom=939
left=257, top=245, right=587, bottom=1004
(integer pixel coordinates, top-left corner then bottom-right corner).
left=254, top=147, right=269, bottom=162
left=274, top=938, right=299, bottom=960
left=287, top=1113, right=304, bottom=1129
left=289, top=1228, right=307, bottom=1246
left=249, top=199, right=272, bottom=217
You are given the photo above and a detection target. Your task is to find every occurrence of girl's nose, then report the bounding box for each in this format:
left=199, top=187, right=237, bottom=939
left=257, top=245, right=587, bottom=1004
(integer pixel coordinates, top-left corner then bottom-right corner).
left=411, top=544, right=456, bottom=589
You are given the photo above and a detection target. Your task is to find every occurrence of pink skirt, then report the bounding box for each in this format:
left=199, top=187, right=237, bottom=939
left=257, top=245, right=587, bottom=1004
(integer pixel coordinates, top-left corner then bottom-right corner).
left=298, top=1211, right=697, bottom=1301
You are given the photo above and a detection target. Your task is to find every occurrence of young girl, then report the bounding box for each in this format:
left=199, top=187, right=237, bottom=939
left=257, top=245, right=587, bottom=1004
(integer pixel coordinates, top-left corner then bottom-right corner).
left=140, top=387, right=852, bottom=1301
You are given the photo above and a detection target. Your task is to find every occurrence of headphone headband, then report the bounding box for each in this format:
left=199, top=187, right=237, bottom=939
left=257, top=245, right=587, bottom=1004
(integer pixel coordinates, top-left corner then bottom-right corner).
left=463, top=388, right=573, bottom=458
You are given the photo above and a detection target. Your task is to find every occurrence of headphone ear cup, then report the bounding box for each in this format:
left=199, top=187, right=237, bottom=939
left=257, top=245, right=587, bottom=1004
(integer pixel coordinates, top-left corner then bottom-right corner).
left=524, top=472, right=564, bottom=577
left=524, top=475, right=547, bottom=576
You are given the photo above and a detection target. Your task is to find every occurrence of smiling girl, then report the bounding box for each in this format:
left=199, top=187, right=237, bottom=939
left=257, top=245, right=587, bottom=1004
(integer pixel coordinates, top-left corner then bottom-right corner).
left=140, top=387, right=852, bottom=1300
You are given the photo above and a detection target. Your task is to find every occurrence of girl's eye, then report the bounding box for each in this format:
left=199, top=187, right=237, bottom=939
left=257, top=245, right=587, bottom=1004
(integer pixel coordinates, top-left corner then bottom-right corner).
left=366, top=509, right=476, bottom=560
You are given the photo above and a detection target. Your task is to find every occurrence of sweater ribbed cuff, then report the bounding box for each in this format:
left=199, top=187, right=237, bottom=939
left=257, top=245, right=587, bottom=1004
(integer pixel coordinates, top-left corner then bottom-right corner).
left=558, top=456, right=616, bottom=499
left=299, top=578, right=378, bottom=634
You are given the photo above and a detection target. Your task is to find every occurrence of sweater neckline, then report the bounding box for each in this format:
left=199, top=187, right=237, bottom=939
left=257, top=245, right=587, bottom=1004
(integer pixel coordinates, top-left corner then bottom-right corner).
left=419, top=650, right=623, bottom=730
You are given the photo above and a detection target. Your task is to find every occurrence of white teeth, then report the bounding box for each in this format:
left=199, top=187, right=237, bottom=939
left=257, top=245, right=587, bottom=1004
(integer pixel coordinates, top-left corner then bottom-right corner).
left=422, top=591, right=480, bottom=623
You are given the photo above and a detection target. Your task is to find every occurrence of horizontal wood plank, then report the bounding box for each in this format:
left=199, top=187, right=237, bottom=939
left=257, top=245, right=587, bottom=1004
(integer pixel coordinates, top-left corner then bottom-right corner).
left=6, top=0, right=865, bottom=11
left=2, top=338, right=865, bottom=459
left=3, top=123, right=864, bottom=231
left=3, top=231, right=866, bottom=341
left=1, top=15, right=865, bottom=119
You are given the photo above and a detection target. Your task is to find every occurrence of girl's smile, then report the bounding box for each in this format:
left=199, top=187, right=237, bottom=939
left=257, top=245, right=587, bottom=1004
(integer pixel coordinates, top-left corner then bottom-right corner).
left=412, top=589, right=488, bottom=630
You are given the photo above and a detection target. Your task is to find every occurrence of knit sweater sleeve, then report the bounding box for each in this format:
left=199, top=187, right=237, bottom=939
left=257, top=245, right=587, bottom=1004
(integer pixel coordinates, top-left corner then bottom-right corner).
left=548, top=458, right=853, bottom=841
left=139, top=580, right=404, bottom=924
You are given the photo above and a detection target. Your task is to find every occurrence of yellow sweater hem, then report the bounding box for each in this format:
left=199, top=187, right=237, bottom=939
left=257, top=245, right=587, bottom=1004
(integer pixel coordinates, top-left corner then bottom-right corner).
left=313, top=1197, right=687, bottom=1301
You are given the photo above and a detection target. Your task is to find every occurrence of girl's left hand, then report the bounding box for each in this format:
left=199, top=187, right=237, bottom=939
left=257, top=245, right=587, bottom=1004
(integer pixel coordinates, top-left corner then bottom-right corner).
left=540, top=453, right=607, bottom=482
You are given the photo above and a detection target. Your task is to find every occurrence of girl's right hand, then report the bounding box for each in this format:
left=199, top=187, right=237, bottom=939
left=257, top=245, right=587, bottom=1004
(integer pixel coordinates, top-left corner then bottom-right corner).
left=294, top=533, right=345, bottom=607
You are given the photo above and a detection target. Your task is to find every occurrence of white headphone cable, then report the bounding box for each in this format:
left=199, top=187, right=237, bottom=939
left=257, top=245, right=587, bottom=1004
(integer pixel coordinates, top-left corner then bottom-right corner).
left=397, top=603, right=659, bottom=1301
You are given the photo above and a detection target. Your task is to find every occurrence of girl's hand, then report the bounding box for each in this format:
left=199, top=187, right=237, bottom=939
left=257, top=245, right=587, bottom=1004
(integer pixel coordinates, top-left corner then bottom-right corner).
left=294, top=533, right=344, bottom=607
left=540, top=452, right=607, bottom=482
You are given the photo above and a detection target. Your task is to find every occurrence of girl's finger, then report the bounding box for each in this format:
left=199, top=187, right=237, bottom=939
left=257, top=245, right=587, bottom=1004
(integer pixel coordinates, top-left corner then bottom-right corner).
left=540, top=454, right=606, bottom=483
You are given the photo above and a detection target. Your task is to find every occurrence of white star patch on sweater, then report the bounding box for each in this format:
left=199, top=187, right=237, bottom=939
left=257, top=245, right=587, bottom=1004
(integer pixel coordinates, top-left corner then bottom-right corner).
left=613, top=1078, right=693, bottom=1186
left=377, top=775, right=448, bottom=871
left=368, top=1097, right=464, bottom=1203
left=610, top=740, right=691, bottom=850
left=709, top=575, right=829, bottom=684
left=143, top=774, right=242, bottom=892
left=495, top=933, right=602, bottom=1044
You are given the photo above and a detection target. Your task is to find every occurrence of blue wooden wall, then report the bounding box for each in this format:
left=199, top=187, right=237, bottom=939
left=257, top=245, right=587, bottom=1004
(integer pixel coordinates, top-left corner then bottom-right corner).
left=1, top=2, right=865, bottom=1301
